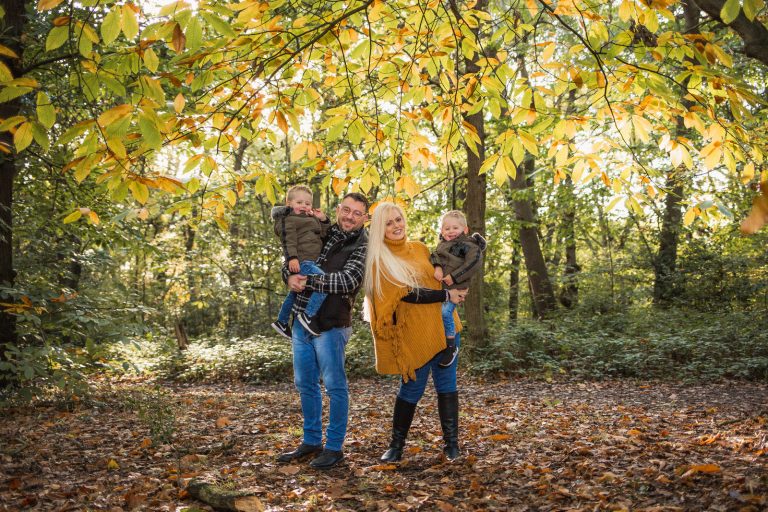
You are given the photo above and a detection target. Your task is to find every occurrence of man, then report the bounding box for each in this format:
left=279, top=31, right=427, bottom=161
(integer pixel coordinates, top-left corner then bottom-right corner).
left=276, top=192, right=369, bottom=469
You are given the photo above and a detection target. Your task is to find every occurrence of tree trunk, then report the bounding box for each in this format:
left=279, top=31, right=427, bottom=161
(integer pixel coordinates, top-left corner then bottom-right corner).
left=450, top=0, right=488, bottom=347
left=558, top=90, right=579, bottom=308
left=509, top=157, right=557, bottom=318
left=0, top=0, right=28, bottom=367
left=653, top=2, right=698, bottom=306
left=508, top=50, right=556, bottom=319
left=508, top=243, right=520, bottom=323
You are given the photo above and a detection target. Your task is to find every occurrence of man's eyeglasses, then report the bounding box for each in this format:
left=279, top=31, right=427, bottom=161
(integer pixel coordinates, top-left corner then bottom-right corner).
left=339, top=205, right=366, bottom=219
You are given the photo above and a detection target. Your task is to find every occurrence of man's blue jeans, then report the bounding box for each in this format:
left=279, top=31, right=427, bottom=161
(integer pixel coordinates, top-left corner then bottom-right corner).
left=398, top=333, right=460, bottom=404
left=291, top=321, right=351, bottom=451
left=441, top=301, right=457, bottom=338
left=277, top=261, right=327, bottom=324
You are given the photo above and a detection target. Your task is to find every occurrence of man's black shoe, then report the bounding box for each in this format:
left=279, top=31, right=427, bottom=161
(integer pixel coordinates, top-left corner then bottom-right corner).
left=309, top=449, right=344, bottom=469
left=276, top=443, right=322, bottom=463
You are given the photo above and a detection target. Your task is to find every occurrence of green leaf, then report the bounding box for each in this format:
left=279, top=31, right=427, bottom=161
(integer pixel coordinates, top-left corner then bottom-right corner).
left=63, top=209, right=83, bottom=223
left=139, top=115, right=162, bottom=149
left=45, top=26, right=69, bottom=52
left=201, top=13, right=235, bottom=37
left=14, top=121, right=33, bottom=151
left=143, top=47, right=159, bottom=72
left=742, top=0, right=764, bottom=20
left=0, top=86, right=33, bottom=103
left=36, top=92, right=56, bottom=129
left=129, top=181, right=149, bottom=204
left=101, top=7, right=121, bottom=45
left=720, top=0, right=740, bottom=24
left=122, top=5, right=139, bottom=40
left=186, top=16, right=203, bottom=50
left=31, top=121, right=50, bottom=151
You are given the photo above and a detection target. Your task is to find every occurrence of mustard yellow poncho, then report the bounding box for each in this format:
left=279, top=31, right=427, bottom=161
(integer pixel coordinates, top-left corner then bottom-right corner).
left=368, top=237, right=462, bottom=382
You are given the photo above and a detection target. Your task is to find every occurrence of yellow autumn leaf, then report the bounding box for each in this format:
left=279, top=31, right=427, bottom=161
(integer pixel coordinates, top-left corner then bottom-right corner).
left=37, top=0, right=65, bottom=11
left=683, top=207, right=697, bottom=227
left=107, top=458, right=120, bottom=470
left=62, top=210, right=83, bottom=223
left=173, top=93, right=185, bottom=113
left=97, top=104, right=133, bottom=128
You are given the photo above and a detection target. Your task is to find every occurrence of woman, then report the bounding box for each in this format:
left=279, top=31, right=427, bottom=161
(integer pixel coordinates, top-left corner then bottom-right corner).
left=364, top=202, right=467, bottom=462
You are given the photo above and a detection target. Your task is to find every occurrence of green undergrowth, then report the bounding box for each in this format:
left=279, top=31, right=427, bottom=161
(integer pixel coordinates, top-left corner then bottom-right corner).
left=469, top=309, right=768, bottom=381
left=103, top=309, right=768, bottom=384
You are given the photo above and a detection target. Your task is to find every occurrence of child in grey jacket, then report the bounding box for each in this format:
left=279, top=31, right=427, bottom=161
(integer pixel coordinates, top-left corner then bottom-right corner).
left=430, top=210, right=487, bottom=367
left=271, top=185, right=330, bottom=339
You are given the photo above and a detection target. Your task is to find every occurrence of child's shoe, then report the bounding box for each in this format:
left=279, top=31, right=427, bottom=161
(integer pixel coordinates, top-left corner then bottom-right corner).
left=271, top=320, right=292, bottom=340
left=297, top=312, right=321, bottom=336
left=437, top=343, right=458, bottom=368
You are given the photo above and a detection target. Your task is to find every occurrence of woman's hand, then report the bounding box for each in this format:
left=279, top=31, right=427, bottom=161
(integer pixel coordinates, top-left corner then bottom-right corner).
left=447, top=288, right=467, bottom=305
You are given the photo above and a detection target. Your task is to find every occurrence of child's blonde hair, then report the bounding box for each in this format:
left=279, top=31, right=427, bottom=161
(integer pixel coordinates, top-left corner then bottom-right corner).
left=287, top=185, right=312, bottom=202
left=441, top=210, right=467, bottom=227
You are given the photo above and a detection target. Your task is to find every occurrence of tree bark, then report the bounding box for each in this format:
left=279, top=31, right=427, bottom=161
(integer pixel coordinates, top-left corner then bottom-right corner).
left=692, top=0, right=768, bottom=66
left=509, top=157, right=557, bottom=318
left=653, top=2, right=698, bottom=306
left=187, top=479, right=264, bottom=511
left=450, top=0, right=488, bottom=347
left=508, top=244, right=520, bottom=323
left=558, top=90, right=579, bottom=309
left=0, top=0, right=27, bottom=358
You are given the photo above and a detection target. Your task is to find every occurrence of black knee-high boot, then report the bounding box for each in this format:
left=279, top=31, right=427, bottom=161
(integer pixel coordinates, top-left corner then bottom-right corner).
left=437, top=391, right=460, bottom=460
left=381, top=397, right=417, bottom=462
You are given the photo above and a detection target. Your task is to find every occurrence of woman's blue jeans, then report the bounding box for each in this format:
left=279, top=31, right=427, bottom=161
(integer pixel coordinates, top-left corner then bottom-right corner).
left=291, top=321, right=350, bottom=451
left=398, top=333, right=460, bottom=404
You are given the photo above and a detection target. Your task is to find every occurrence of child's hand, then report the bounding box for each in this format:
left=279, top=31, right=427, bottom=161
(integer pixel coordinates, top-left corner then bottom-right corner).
left=289, top=260, right=300, bottom=273
left=313, top=208, right=327, bottom=221
left=442, top=274, right=454, bottom=286
left=434, top=266, right=444, bottom=281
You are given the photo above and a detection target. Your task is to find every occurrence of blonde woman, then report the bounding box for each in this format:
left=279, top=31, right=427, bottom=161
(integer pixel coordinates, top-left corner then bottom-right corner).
left=365, top=202, right=466, bottom=462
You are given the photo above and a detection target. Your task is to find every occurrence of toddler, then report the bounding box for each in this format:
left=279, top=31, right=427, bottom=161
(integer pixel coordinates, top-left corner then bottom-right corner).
left=270, top=185, right=329, bottom=339
left=430, top=210, right=487, bottom=367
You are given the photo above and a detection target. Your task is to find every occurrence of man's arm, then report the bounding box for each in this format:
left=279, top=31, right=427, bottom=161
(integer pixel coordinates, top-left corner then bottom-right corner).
left=305, top=243, right=366, bottom=294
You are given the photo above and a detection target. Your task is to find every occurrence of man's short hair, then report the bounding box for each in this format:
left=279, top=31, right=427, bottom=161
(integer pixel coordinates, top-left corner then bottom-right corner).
left=341, top=192, right=369, bottom=212
left=441, top=210, right=467, bottom=227
left=287, top=184, right=313, bottom=201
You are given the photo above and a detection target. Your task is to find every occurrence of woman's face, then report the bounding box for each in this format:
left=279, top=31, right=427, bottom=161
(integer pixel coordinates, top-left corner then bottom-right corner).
left=384, top=209, right=407, bottom=241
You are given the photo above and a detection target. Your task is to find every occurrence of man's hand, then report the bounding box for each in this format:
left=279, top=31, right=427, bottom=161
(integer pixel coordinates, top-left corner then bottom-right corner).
left=288, top=259, right=300, bottom=273
left=434, top=266, right=444, bottom=281
left=442, top=274, right=454, bottom=286
left=288, top=274, right=307, bottom=292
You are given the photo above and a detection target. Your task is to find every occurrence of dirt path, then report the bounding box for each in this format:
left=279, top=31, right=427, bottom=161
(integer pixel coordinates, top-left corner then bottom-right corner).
left=1, top=377, right=766, bottom=511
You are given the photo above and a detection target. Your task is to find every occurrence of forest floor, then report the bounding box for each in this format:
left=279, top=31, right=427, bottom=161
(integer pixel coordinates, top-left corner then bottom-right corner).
left=1, top=376, right=766, bottom=511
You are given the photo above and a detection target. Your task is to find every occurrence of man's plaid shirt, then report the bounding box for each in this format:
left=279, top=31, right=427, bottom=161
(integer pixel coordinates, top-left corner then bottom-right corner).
left=282, top=224, right=367, bottom=316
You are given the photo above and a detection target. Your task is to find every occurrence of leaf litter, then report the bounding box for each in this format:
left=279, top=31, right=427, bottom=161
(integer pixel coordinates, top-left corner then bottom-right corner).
left=0, top=378, right=766, bottom=511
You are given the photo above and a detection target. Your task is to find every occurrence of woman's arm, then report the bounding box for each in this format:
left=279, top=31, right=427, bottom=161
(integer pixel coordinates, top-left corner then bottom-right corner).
left=401, top=288, right=447, bottom=304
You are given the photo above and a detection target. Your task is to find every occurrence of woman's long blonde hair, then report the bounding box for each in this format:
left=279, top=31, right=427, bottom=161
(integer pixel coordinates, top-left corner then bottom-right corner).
left=364, top=202, right=422, bottom=299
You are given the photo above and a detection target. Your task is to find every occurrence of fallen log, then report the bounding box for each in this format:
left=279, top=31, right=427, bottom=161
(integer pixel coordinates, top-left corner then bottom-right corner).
left=186, top=479, right=264, bottom=511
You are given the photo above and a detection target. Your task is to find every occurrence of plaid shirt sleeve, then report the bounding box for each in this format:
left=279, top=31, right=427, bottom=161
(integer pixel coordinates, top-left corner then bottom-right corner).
left=305, top=241, right=366, bottom=295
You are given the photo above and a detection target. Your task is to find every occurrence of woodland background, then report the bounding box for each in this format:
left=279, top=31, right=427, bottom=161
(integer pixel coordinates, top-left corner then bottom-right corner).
left=1, top=0, right=767, bottom=396
left=0, top=0, right=767, bottom=508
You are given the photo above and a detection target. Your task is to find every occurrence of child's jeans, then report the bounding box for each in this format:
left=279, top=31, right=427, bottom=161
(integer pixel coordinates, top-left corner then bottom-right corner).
left=277, top=261, right=327, bottom=324
left=442, top=300, right=457, bottom=338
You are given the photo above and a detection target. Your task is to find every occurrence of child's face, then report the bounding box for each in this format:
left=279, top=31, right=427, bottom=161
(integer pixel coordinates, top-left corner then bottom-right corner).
left=441, top=217, right=468, bottom=241
left=287, top=191, right=313, bottom=215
